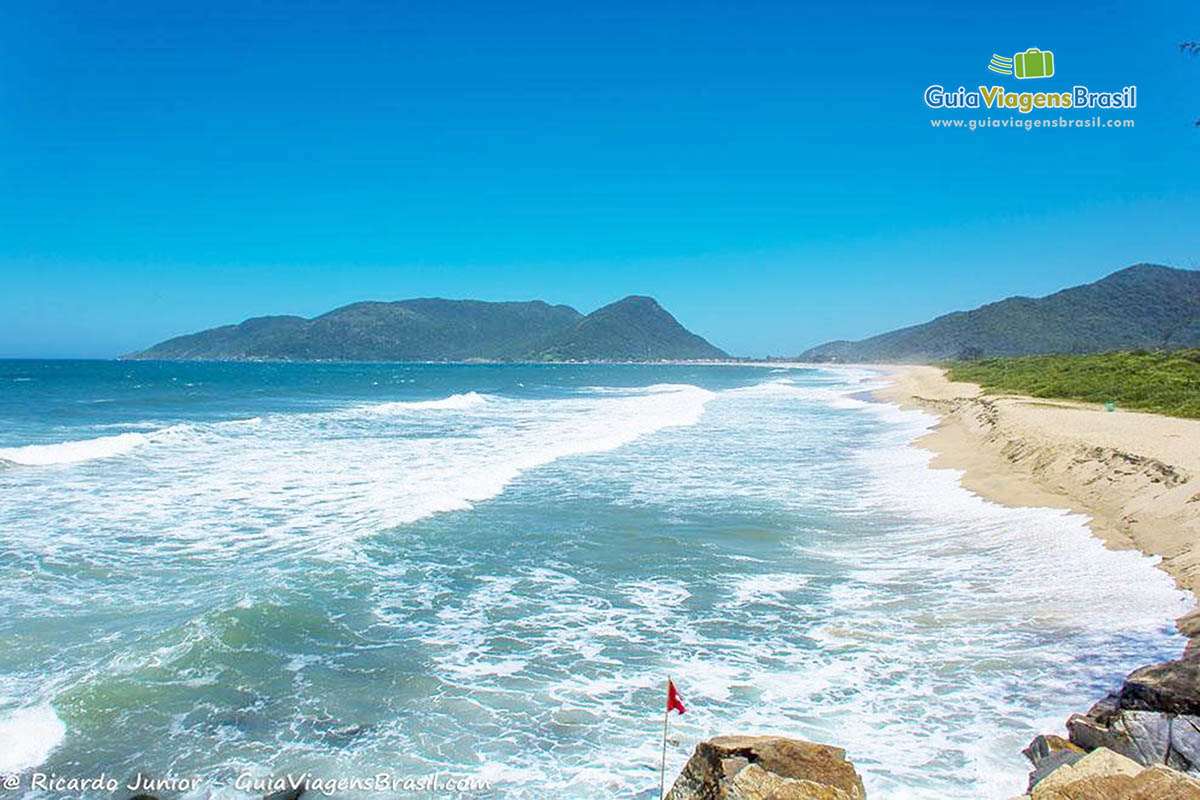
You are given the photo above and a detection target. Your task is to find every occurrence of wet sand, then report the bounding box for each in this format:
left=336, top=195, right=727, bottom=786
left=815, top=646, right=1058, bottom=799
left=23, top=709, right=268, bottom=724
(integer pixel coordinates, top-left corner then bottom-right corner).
left=876, top=366, right=1200, bottom=608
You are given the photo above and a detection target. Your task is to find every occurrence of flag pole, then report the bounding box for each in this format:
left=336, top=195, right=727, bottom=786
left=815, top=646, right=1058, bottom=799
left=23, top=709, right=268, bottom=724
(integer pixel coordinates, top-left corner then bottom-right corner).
left=660, top=678, right=670, bottom=800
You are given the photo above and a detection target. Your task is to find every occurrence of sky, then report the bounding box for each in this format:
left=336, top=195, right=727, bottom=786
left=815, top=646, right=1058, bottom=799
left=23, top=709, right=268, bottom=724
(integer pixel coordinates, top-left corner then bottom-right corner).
left=1, top=0, right=1198, bottom=358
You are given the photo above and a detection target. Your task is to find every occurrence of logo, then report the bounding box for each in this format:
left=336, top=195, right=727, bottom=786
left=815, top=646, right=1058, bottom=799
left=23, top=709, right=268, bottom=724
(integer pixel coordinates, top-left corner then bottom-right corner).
left=989, top=48, right=1056, bottom=79
left=924, top=46, right=1136, bottom=115
left=988, top=54, right=1014, bottom=75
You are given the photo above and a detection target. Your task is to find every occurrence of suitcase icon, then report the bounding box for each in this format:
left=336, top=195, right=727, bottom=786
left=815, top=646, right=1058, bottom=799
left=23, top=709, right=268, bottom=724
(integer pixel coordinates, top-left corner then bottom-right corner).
left=1013, top=48, right=1054, bottom=79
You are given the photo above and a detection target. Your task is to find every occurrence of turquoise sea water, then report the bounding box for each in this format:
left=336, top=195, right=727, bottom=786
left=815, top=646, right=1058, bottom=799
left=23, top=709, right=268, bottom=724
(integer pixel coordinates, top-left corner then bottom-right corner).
left=0, top=361, right=1190, bottom=799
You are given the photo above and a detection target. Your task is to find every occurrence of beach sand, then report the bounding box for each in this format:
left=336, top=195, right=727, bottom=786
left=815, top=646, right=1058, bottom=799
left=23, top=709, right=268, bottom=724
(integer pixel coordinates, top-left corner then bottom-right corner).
left=876, top=366, right=1200, bottom=615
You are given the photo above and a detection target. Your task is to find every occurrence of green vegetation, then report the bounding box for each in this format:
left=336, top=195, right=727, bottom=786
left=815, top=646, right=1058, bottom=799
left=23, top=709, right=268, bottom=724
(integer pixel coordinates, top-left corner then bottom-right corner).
left=125, top=296, right=728, bottom=362
left=533, top=295, right=724, bottom=361
left=946, top=350, right=1200, bottom=419
left=800, top=264, right=1200, bottom=363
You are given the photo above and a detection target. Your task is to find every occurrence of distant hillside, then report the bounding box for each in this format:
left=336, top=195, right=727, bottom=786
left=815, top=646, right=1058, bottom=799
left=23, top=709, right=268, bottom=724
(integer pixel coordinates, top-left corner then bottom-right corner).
left=124, top=296, right=728, bottom=362
left=532, top=296, right=727, bottom=360
left=800, top=264, right=1200, bottom=363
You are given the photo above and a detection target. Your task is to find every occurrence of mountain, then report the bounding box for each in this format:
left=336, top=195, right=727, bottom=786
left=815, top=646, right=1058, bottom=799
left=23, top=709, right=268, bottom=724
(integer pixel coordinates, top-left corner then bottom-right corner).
left=124, top=296, right=728, bottom=362
left=531, top=296, right=728, bottom=361
left=799, top=264, right=1200, bottom=363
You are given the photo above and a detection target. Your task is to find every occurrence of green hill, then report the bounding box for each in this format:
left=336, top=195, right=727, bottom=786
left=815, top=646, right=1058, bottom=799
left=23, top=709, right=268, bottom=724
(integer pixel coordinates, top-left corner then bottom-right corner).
left=123, top=296, right=728, bottom=362
left=799, top=264, right=1200, bottom=363
left=531, top=296, right=727, bottom=361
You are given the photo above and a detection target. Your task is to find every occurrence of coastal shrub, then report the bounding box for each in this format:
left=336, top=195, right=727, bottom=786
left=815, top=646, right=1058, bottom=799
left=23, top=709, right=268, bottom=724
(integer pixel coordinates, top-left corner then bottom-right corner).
left=945, top=350, right=1200, bottom=419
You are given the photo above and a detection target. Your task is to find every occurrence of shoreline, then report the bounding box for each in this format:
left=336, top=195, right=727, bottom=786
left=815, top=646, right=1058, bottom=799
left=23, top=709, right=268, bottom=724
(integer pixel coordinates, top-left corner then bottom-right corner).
left=874, top=365, right=1200, bottom=623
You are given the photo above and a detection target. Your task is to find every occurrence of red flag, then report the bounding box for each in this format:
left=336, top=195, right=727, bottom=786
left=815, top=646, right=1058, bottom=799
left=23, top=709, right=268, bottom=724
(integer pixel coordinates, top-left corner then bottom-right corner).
left=666, top=679, right=686, bottom=715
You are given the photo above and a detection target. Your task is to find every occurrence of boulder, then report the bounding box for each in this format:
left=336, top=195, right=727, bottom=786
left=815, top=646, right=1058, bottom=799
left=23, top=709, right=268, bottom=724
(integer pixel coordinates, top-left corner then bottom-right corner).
left=1169, top=715, right=1200, bottom=772
left=1176, top=608, right=1200, bottom=660
left=1030, top=748, right=1143, bottom=799
left=1026, top=751, right=1084, bottom=793
left=1126, top=764, right=1200, bottom=798
left=1081, top=694, right=1120, bottom=723
left=1027, top=747, right=1200, bottom=799
left=1067, top=709, right=1172, bottom=766
left=1068, top=708, right=1200, bottom=771
left=1023, top=734, right=1086, bottom=792
left=1023, top=734, right=1084, bottom=765
left=1120, top=660, right=1200, bottom=716
left=1062, top=658, right=1200, bottom=773
left=665, top=735, right=866, bottom=800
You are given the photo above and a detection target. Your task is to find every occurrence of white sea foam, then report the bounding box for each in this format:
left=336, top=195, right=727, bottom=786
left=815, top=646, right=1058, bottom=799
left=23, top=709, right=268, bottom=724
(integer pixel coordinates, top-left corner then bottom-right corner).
left=0, top=390, right=494, bottom=468
left=0, top=432, right=148, bottom=465
left=725, top=573, right=810, bottom=606
left=386, top=368, right=1188, bottom=798
left=620, top=580, right=691, bottom=610
left=0, top=704, right=65, bottom=773
left=361, top=391, right=491, bottom=413
left=0, top=383, right=715, bottom=558
left=3, top=367, right=1189, bottom=799
left=0, top=425, right=195, bottom=466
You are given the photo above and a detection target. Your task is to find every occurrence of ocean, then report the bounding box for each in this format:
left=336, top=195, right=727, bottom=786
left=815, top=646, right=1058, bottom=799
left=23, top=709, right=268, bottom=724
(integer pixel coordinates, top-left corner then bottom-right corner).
left=0, top=360, right=1189, bottom=799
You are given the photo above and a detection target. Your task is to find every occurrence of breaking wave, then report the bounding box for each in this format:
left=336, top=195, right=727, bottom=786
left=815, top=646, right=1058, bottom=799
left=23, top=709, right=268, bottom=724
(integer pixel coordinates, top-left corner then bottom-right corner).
left=0, top=704, right=65, bottom=773
left=0, top=426, right=193, bottom=466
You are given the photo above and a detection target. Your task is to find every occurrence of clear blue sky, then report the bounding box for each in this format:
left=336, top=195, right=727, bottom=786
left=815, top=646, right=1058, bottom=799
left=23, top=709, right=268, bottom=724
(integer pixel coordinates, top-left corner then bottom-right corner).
left=2, top=0, right=1198, bottom=358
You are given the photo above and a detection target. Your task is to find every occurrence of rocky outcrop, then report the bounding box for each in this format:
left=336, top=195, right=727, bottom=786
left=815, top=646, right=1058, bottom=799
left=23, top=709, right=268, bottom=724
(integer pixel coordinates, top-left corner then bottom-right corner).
left=1178, top=608, right=1200, bottom=660
left=1119, top=658, right=1200, bottom=715
left=1014, top=652, right=1200, bottom=796
left=1063, top=659, right=1200, bottom=772
left=1013, top=747, right=1200, bottom=799
left=665, top=735, right=866, bottom=800
left=1022, top=734, right=1085, bottom=792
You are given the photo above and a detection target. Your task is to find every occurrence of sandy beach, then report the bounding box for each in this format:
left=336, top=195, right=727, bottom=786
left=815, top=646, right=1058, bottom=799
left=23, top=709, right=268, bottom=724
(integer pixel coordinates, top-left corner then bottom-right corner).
left=877, top=365, right=1200, bottom=612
